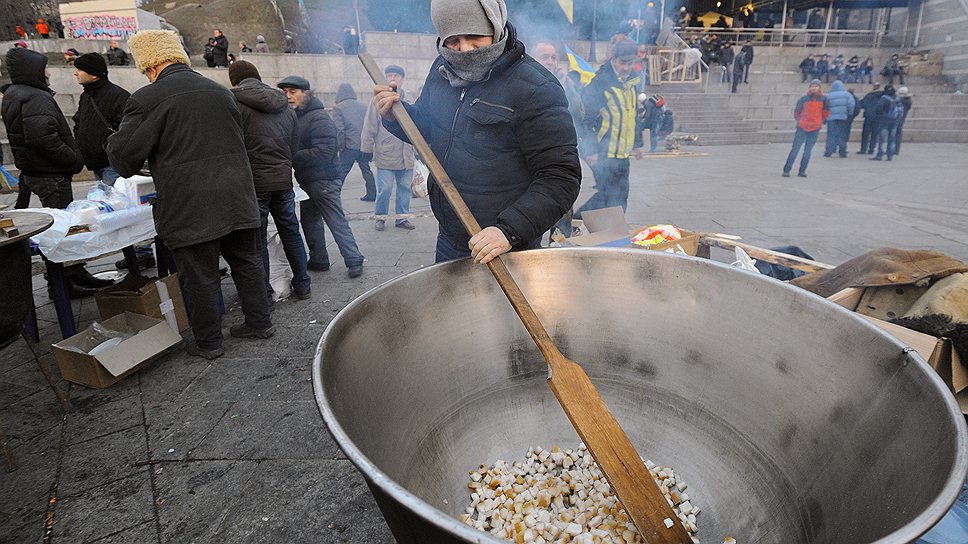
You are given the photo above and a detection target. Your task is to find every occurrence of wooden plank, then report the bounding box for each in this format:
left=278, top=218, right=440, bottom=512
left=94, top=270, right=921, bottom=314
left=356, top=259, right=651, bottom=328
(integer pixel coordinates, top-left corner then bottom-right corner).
left=699, top=235, right=834, bottom=273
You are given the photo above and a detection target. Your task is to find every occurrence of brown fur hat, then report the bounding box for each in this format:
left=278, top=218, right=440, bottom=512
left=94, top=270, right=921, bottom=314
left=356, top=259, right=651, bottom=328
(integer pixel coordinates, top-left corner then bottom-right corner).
left=128, top=30, right=190, bottom=74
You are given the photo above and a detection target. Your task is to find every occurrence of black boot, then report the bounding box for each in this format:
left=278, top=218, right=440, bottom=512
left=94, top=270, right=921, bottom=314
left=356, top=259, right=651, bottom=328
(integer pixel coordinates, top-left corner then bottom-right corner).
left=71, top=266, right=115, bottom=288
left=48, top=280, right=97, bottom=299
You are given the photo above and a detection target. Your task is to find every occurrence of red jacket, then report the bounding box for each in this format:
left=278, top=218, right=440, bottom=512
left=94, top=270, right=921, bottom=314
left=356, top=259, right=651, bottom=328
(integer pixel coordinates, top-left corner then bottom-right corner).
left=794, top=91, right=830, bottom=132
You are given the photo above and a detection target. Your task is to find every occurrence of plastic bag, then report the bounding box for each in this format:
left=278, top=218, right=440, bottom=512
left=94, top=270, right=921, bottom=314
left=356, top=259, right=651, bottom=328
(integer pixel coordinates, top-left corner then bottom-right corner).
left=66, top=181, right=132, bottom=219
left=917, top=482, right=968, bottom=543
left=267, top=233, right=293, bottom=301
left=412, top=160, right=429, bottom=198
left=730, top=247, right=760, bottom=273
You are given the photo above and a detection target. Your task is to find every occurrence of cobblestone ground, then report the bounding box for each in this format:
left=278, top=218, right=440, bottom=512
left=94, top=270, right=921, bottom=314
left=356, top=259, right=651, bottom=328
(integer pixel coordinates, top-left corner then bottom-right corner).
left=2, top=143, right=965, bottom=543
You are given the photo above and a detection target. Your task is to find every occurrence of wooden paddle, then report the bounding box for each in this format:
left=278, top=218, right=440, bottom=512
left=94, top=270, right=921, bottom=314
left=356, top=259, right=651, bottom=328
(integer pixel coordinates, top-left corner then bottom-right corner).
left=360, top=53, right=692, bottom=544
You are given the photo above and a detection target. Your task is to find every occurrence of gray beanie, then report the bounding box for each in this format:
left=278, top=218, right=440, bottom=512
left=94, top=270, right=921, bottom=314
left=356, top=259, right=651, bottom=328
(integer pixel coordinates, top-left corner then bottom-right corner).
left=431, top=0, right=508, bottom=41
left=809, top=78, right=822, bottom=86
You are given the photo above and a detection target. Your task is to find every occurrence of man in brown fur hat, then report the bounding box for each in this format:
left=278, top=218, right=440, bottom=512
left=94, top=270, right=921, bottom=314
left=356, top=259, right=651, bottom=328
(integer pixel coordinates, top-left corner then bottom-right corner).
left=106, top=30, right=274, bottom=360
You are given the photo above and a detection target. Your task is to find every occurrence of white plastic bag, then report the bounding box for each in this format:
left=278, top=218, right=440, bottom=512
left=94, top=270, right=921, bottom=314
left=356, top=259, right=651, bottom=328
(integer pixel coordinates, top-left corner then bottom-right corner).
left=267, top=233, right=293, bottom=301
left=411, top=160, right=429, bottom=198
left=731, top=247, right=760, bottom=273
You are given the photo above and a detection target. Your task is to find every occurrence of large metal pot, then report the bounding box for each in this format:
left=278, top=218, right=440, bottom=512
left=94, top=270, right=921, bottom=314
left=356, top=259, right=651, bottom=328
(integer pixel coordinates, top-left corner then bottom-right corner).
left=313, top=249, right=968, bottom=543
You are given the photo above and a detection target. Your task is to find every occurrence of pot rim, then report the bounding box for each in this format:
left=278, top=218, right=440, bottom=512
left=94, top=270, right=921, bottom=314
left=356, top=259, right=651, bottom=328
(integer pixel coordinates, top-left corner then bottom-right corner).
left=312, top=248, right=968, bottom=543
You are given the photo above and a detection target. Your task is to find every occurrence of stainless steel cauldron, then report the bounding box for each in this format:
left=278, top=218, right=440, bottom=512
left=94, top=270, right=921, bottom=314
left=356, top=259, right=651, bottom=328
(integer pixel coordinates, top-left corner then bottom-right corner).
left=313, top=249, right=968, bottom=544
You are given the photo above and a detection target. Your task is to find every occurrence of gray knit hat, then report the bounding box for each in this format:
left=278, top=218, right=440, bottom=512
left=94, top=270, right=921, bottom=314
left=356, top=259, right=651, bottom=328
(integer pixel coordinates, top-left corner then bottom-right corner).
left=809, top=78, right=822, bottom=86
left=431, top=0, right=508, bottom=41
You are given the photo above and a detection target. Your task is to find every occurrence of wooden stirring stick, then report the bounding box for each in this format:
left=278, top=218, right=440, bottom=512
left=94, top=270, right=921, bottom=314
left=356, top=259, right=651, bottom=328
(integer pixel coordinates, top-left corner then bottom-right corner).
left=360, top=53, right=692, bottom=544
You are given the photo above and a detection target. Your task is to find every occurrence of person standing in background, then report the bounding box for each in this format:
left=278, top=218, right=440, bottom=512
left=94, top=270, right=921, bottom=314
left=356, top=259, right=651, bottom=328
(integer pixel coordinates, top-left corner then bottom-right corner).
left=72, top=52, right=130, bottom=186
left=869, top=84, right=901, bottom=161
left=823, top=79, right=854, bottom=158
left=255, top=35, right=270, bottom=53
left=240, top=41, right=252, bottom=53
left=106, top=41, right=129, bottom=66
left=278, top=76, right=365, bottom=277
left=106, top=30, right=275, bottom=359
left=857, top=83, right=883, bottom=154
left=331, top=83, right=376, bottom=201
left=740, top=40, right=753, bottom=83
left=362, top=65, right=416, bottom=232
left=782, top=79, right=829, bottom=178
left=228, top=60, right=311, bottom=301
left=211, top=29, right=229, bottom=67
left=894, top=86, right=913, bottom=156
left=35, top=19, right=49, bottom=39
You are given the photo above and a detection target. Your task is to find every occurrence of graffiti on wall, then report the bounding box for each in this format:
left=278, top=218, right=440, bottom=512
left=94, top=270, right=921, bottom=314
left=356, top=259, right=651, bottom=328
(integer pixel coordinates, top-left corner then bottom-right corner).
left=65, top=14, right=138, bottom=40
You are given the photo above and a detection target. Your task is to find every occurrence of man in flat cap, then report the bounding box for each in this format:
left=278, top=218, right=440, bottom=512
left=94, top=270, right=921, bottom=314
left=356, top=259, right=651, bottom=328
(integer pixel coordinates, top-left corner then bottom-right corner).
left=106, top=30, right=274, bottom=360
left=374, top=0, right=580, bottom=264
left=575, top=39, right=643, bottom=216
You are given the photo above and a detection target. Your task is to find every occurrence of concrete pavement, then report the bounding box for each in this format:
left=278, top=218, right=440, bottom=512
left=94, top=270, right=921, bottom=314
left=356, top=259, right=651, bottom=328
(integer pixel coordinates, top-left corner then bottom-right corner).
left=1, top=143, right=965, bottom=543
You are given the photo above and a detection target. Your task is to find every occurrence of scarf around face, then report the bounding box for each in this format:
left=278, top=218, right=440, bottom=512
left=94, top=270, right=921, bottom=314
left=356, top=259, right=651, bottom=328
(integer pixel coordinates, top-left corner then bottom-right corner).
left=437, top=33, right=508, bottom=88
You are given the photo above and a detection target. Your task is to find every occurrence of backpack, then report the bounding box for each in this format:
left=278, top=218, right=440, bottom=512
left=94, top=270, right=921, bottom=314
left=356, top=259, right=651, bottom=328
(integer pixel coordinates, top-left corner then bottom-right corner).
left=660, top=110, right=675, bottom=137
left=203, top=44, right=214, bottom=61
left=885, top=96, right=904, bottom=121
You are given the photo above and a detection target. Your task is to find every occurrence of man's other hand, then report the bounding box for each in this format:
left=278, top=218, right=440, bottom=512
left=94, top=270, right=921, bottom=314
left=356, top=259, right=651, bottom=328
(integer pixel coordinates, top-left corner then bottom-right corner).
left=469, top=226, right=512, bottom=265
left=373, top=84, right=400, bottom=121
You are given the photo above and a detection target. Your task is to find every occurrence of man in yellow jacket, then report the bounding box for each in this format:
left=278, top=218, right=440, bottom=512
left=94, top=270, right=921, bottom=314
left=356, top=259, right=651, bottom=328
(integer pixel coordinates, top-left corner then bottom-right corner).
left=576, top=39, right=643, bottom=217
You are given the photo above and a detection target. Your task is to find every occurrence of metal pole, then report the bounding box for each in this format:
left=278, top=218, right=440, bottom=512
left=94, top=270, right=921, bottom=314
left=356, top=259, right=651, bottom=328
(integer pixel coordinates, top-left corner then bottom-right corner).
left=590, top=0, right=598, bottom=62
left=914, top=0, right=926, bottom=47
left=822, top=0, right=833, bottom=48
left=660, top=0, right=666, bottom=34
left=780, top=0, right=788, bottom=47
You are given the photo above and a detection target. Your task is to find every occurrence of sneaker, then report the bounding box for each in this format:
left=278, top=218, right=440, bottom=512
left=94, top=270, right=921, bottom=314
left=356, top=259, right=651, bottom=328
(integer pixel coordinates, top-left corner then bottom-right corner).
left=347, top=265, right=363, bottom=278
left=395, top=220, right=415, bottom=230
left=292, top=284, right=311, bottom=300
left=230, top=323, right=276, bottom=339
left=798, top=172, right=807, bottom=178
left=375, top=220, right=385, bottom=231
left=307, top=262, right=330, bottom=272
left=870, top=156, right=883, bottom=161
left=782, top=172, right=791, bottom=178
left=186, top=342, right=224, bottom=360
left=360, top=195, right=376, bottom=202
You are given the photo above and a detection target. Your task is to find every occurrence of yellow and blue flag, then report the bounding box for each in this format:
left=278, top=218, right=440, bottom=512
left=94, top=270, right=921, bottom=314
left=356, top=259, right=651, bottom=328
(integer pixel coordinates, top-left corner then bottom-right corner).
left=557, top=0, right=573, bottom=23
left=564, top=44, right=596, bottom=85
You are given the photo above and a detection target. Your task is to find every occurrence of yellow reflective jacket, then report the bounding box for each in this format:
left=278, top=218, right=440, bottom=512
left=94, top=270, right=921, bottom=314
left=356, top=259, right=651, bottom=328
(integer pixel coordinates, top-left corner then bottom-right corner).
left=580, top=62, right=641, bottom=159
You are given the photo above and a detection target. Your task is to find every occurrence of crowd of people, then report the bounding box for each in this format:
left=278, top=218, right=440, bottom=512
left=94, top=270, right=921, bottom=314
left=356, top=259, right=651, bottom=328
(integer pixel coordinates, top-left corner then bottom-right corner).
left=799, top=53, right=904, bottom=84
left=203, top=30, right=272, bottom=67
left=688, top=34, right=755, bottom=92
left=783, top=79, right=914, bottom=177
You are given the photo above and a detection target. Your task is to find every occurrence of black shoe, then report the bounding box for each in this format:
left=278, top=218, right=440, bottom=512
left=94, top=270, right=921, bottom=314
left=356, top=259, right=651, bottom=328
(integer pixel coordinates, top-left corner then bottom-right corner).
left=360, top=195, right=376, bottom=202
left=782, top=172, right=791, bottom=178
left=375, top=220, right=385, bottom=231
left=856, top=151, right=866, bottom=154
left=71, top=267, right=115, bottom=288
left=307, top=262, right=330, bottom=272
left=230, top=323, right=276, bottom=339
left=823, top=153, right=832, bottom=157
left=798, top=172, right=807, bottom=178
left=292, top=284, right=311, bottom=300
left=48, top=280, right=98, bottom=299
left=348, top=265, right=363, bottom=278
left=186, top=342, right=224, bottom=360
left=115, top=255, right=156, bottom=270
left=395, top=220, right=415, bottom=230
left=870, top=156, right=882, bottom=161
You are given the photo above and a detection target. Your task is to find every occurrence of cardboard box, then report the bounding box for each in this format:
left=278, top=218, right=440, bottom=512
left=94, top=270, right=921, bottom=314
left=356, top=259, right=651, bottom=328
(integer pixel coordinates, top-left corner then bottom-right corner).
left=829, top=287, right=967, bottom=414
left=96, top=274, right=189, bottom=333
left=52, top=312, right=182, bottom=388
left=565, top=206, right=699, bottom=255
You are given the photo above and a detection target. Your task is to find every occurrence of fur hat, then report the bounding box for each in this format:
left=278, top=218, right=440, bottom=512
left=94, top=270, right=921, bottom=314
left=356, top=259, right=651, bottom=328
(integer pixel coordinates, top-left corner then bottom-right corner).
left=128, top=30, right=190, bottom=74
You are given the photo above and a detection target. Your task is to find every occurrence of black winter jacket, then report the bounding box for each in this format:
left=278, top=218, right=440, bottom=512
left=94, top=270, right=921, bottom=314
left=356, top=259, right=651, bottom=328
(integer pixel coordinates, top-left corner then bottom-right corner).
left=385, top=24, right=580, bottom=249
left=0, top=48, right=84, bottom=177
left=106, top=47, right=129, bottom=66
left=291, top=96, right=340, bottom=184
left=105, top=63, right=260, bottom=249
left=859, top=90, right=884, bottom=119
left=212, top=35, right=229, bottom=66
left=74, top=77, right=130, bottom=171
left=231, top=78, right=297, bottom=193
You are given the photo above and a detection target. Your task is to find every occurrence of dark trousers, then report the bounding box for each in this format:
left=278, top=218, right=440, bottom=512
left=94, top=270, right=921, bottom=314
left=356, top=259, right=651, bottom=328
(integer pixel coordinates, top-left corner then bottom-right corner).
left=257, top=189, right=310, bottom=295
left=576, top=158, right=631, bottom=216
left=860, top=117, right=879, bottom=154
left=19, top=174, right=73, bottom=208
left=339, top=148, right=376, bottom=198
left=895, top=121, right=906, bottom=155
left=743, top=63, right=750, bottom=83
left=299, top=179, right=364, bottom=269
left=824, top=119, right=849, bottom=156
left=172, top=228, right=271, bottom=350
left=783, top=128, right=819, bottom=175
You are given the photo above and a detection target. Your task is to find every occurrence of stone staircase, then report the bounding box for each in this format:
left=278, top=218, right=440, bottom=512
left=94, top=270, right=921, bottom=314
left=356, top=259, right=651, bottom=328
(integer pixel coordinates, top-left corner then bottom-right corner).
left=642, top=83, right=770, bottom=146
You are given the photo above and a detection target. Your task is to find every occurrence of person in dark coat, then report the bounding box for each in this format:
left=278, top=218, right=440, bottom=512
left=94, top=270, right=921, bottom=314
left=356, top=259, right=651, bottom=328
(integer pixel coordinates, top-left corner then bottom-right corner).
left=72, top=52, right=129, bottom=185
left=731, top=48, right=747, bottom=93
left=857, top=83, right=883, bottom=154
left=105, top=41, right=129, bottom=66
left=2, top=47, right=112, bottom=297
left=229, top=60, right=311, bottom=301
left=278, top=76, right=365, bottom=278
left=894, top=86, right=913, bottom=155
left=374, top=0, right=580, bottom=264
left=815, top=54, right=830, bottom=83
left=740, top=40, right=753, bottom=83
left=799, top=55, right=815, bottom=83
left=211, top=29, right=229, bottom=67
left=718, top=42, right=735, bottom=84
left=881, top=54, right=904, bottom=85
left=869, top=84, right=900, bottom=161
left=331, top=82, right=376, bottom=201
left=106, top=30, right=273, bottom=359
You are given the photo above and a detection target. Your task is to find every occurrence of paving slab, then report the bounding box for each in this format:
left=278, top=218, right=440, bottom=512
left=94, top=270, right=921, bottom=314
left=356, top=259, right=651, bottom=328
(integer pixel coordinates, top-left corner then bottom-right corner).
left=50, top=470, right=155, bottom=543
left=59, top=426, right=149, bottom=497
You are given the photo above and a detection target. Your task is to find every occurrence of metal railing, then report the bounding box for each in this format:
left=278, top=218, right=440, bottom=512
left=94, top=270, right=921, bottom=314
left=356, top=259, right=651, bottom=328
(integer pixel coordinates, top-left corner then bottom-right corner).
left=676, top=27, right=887, bottom=48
